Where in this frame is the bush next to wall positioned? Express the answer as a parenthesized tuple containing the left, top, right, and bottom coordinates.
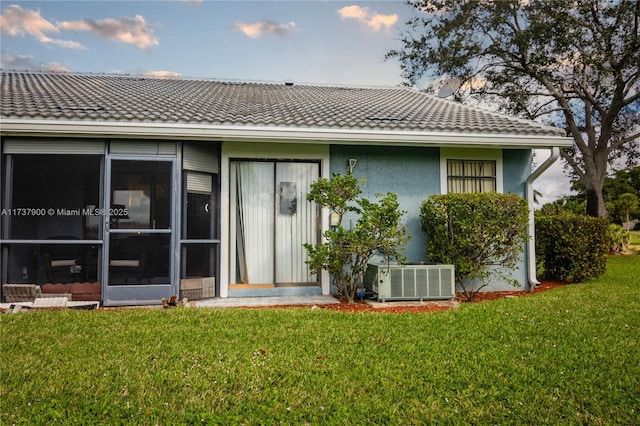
(420, 193, 529, 302)
(535, 215, 609, 283)
(304, 173, 409, 303)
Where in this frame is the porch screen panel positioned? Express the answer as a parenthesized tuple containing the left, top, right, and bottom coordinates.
(2, 154, 102, 284)
(275, 163, 318, 283)
(231, 162, 274, 284)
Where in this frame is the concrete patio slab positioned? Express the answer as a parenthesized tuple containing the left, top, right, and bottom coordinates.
(192, 295, 340, 308)
(364, 299, 460, 309)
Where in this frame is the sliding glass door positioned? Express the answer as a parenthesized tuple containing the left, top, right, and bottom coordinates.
(230, 161, 319, 285)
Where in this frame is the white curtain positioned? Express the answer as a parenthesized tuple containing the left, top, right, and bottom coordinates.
(275, 163, 318, 283)
(232, 162, 274, 284)
(231, 161, 318, 285)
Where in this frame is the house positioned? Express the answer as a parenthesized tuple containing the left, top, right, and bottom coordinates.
(0, 70, 573, 306)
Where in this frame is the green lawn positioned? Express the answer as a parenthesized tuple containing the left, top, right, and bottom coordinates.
(2, 256, 639, 425)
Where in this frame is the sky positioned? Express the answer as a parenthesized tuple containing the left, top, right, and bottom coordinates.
(0, 0, 573, 203)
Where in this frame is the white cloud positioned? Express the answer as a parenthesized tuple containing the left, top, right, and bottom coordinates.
(461, 77, 487, 91)
(0, 53, 35, 69)
(0, 5, 157, 50)
(45, 62, 70, 72)
(0, 4, 85, 49)
(234, 20, 296, 38)
(1, 53, 70, 72)
(338, 5, 368, 20)
(337, 5, 398, 32)
(58, 15, 158, 49)
(143, 70, 182, 78)
(532, 151, 573, 207)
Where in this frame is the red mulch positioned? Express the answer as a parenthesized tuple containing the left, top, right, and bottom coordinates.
(248, 281, 568, 314)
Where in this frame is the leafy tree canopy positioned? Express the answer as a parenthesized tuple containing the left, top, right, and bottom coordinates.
(540, 166, 640, 222)
(388, 0, 640, 217)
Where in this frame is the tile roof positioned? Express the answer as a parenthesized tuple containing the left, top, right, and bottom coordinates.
(1, 70, 565, 137)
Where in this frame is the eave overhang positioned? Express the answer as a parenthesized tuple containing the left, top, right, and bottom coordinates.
(0, 119, 574, 149)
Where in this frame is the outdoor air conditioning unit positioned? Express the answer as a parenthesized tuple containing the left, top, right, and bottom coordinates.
(364, 262, 455, 302)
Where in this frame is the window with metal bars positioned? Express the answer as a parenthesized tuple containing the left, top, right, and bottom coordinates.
(447, 159, 497, 193)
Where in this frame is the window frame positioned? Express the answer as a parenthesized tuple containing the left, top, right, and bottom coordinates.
(440, 148, 503, 194)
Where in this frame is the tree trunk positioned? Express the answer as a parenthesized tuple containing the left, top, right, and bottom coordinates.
(585, 187, 607, 217)
(581, 150, 609, 218)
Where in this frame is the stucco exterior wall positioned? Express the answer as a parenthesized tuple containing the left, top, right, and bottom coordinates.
(330, 145, 534, 292)
(503, 149, 532, 197)
(330, 145, 440, 263)
(501, 149, 534, 291)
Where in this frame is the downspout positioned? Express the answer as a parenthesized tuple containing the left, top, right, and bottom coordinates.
(525, 147, 560, 292)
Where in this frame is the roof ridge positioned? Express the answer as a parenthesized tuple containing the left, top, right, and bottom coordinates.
(0, 69, 408, 91)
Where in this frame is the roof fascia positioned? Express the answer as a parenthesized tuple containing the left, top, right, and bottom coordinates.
(0, 119, 574, 149)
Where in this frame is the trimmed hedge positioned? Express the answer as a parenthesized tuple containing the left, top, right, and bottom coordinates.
(535, 215, 609, 282)
(421, 192, 529, 300)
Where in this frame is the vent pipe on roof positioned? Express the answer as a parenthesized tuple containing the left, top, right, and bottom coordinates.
(525, 146, 560, 292)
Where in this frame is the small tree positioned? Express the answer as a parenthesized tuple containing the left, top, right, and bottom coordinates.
(616, 193, 639, 231)
(304, 173, 409, 303)
(420, 193, 529, 302)
(608, 224, 630, 254)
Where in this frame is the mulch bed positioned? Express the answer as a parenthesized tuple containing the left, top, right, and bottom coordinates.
(247, 281, 568, 314)
(2, 282, 568, 315)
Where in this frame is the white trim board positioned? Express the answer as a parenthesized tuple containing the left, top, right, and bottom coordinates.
(1, 119, 574, 149)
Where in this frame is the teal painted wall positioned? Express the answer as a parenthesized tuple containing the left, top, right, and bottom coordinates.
(502, 149, 533, 291)
(330, 146, 534, 292)
(330, 145, 440, 263)
(503, 149, 532, 197)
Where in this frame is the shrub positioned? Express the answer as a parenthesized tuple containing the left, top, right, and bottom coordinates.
(304, 173, 409, 303)
(420, 193, 529, 301)
(608, 224, 630, 253)
(535, 215, 609, 282)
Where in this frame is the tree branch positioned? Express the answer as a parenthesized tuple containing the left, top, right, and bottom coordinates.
(623, 90, 640, 106)
(560, 150, 585, 181)
(609, 132, 640, 152)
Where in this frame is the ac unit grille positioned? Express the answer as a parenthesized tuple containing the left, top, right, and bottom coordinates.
(365, 263, 455, 301)
(390, 269, 402, 297)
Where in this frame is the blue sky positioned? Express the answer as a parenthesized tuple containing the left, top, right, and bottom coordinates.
(0, 0, 410, 85)
(0, 0, 572, 202)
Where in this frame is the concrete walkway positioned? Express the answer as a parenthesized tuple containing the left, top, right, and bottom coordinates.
(364, 299, 459, 309)
(2, 295, 340, 311)
(192, 295, 340, 308)
(2, 295, 459, 311)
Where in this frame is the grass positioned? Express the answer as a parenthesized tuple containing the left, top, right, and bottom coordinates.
(2, 256, 639, 425)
